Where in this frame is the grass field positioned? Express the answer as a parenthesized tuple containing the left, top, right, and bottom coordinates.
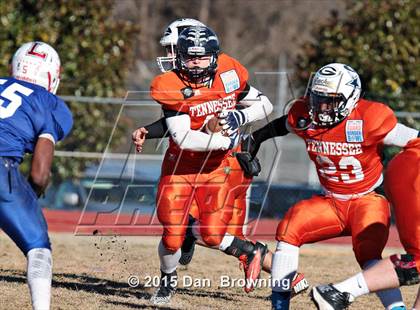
(0, 233, 417, 309)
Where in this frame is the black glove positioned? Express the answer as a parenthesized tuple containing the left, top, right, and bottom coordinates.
(241, 134, 260, 159)
(235, 152, 261, 177)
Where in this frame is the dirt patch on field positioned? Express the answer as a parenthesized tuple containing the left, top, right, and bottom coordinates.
(0, 233, 416, 309)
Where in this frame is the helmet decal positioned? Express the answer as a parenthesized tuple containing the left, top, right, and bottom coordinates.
(12, 41, 61, 94)
(176, 26, 220, 85)
(319, 66, 338, 76)
(156, 18, 205, 73)
(26, 42, 47, 60)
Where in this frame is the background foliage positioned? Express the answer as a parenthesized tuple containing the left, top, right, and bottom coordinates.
(0, 0, 138, 180)
(295, 0, 419, 163)
(296, 0, 419, 126)
(0, 0, 418, 182)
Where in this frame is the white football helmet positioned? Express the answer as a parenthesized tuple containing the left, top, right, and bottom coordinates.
(309, 63, 361, 126)
(156, 18, 205, 72)
(12, 41, 61, 94)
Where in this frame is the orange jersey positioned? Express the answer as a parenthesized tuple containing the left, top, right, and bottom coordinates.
(151, 53, 248, 172)
(287, 98, 397, 195)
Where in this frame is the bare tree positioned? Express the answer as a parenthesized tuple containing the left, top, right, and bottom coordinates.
(113, 0, 347, 89)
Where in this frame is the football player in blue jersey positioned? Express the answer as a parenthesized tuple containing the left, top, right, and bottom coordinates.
(0, 41, 73, 310)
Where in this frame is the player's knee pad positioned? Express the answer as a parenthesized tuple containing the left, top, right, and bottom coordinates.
(201, 234, 224, 247)
(275, 222, 302, 246)
(200, 223, 227, 247)
(27, 248, 52, 280)
(162, 236, 183, 253)
(227, 226, 244, 239)
(390, 254, 420, 286)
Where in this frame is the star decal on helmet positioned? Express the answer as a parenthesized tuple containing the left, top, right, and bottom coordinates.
(346, 78, 360, 88)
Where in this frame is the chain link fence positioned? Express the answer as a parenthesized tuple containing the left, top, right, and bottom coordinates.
(43, 67, 419, 218)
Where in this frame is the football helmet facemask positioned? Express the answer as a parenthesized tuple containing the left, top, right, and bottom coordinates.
(309, 63, 361, 127)
(12, 41, 61, 94)
(157, 18, 205, 72)
(176, 26, 220, 84)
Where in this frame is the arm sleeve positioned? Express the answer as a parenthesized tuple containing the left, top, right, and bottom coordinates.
(251, 115, 289, 145)
(144, 117, 169, 139)
(242, 115, 289, 158)
(383, 123, 419, 147)
(165, 114, 231, 151)
(237, 83, 250, 101)
(237, 85, 273, 123)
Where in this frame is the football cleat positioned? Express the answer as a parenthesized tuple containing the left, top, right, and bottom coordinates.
(150, 270, 177, 305)
(311, 284, 354, 310)
(239, 241, 268, 293)
(291, 272, 309, 298)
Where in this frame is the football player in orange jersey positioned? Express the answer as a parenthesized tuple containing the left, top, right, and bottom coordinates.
(146, 25, 277, 305)
(133, 116, 309, 299)
(134, 18, 257, 262)
(312, 138, 420, 310)
(241, 63, 418, 309)
(132, 18, 309, 302)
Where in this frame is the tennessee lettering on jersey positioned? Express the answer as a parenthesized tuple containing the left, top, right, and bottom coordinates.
(151, 53, 248, 130)
(288, 97, 397, 195)
(306, 139, 363, 156)
(150, 53, 249, 172)
(189, 93, 236, 118)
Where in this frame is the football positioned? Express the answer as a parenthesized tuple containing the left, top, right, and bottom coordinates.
(205, 116, 225, 134)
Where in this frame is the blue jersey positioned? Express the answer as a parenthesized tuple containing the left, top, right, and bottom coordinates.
(0, 77, 73, 159)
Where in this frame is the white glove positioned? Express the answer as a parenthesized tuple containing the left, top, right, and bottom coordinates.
(219, 109, 248, 134)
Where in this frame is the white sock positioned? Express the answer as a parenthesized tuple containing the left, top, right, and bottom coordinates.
(363, 259, 405, 310)
(158, 240, 181, 274)
(218, 233, 234, 251)
(271, 241, 299, 292)
(334, 272, 369, 298)
(27, 248, 52, 310)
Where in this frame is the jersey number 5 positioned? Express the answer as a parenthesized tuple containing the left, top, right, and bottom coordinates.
(316, 155, 365, 184)
(0, 80, 34, 119)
